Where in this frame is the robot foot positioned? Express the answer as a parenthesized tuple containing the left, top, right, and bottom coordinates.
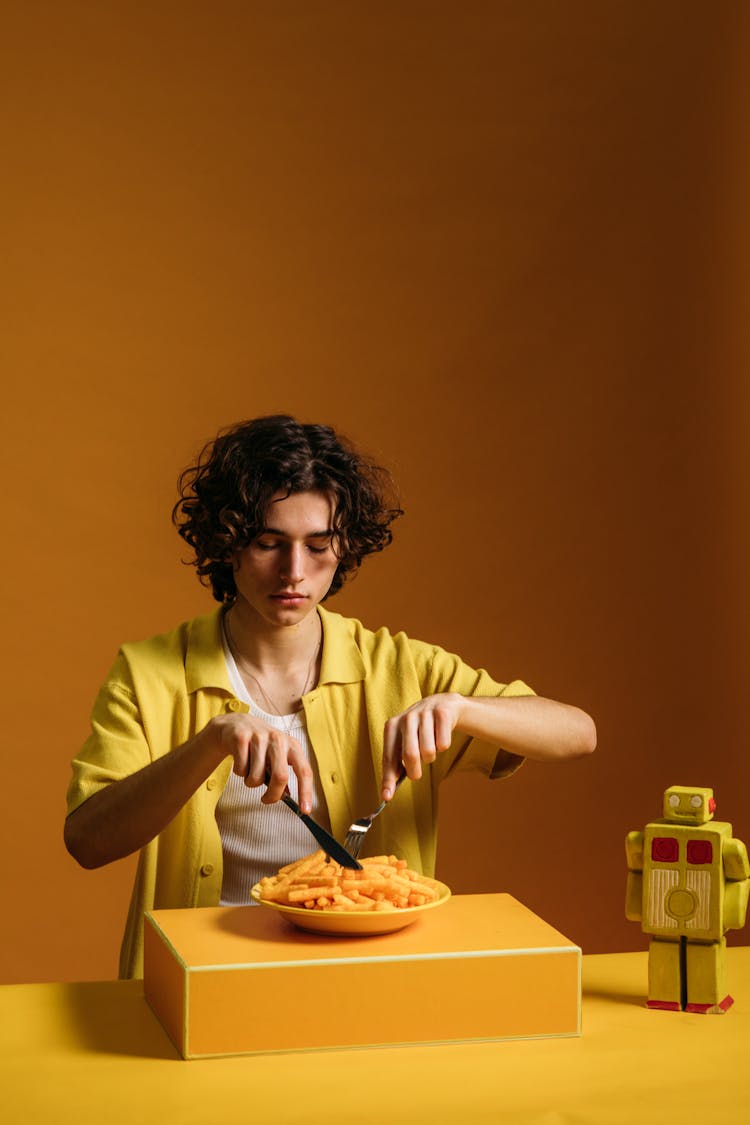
(685, 996, 734, 1015)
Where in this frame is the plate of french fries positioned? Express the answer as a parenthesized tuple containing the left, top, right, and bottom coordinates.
(251, 850, 451, 936)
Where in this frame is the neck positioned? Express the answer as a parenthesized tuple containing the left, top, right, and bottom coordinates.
(224, 601, 322, 672)
(224, 602, 322, 716)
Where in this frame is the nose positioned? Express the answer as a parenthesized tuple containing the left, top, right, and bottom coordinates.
(280, 543, 305, 585)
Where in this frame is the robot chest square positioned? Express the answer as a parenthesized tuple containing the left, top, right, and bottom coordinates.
(643, 826, 722, 933)
(649, 832, 714, 867)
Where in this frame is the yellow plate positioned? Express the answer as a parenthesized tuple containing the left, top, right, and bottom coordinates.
(250, 880, 451, 936)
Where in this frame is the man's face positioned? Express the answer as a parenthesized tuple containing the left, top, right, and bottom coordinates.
(232, 489, 340, 627)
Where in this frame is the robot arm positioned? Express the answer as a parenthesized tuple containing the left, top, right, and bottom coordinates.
(723, 838, 750, 882)
(625, 830, 644, 922)
(625, 830, 644, 872)
(723, 837, 750, 932)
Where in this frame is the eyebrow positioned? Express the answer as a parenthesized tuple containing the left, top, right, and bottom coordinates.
(260, 527, 334, 539)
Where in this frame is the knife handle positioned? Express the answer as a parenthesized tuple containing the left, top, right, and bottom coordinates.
(263, 766, 292, 797)
(265, 769, 362, 869)
(262, 768, 307, 820)
(281, 792, 301, 815)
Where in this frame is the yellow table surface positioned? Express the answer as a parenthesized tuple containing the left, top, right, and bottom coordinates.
(3, 947, 750, 1124)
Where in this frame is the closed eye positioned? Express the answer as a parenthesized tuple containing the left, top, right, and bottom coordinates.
(252, 537, 334, 553)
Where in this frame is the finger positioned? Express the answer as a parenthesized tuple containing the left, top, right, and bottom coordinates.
(258, 734, 291, 802)
(418, 710, 437, 763)
(400, 709, 423, 781)
(287, 744, 314, 814)
(243, 731, 269, 788)
(229, 728, 251, 778)
(381, 716, 402, 800)
(434, 703, 455, 752)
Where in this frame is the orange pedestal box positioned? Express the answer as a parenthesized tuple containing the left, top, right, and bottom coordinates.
(143, 893, 581, 1059)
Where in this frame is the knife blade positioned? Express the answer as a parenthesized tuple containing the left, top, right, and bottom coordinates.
(264, 770, 362, 869)
(281, 792, 363, 870)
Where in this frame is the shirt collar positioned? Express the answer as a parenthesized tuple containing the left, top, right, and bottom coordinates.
(185, 609, 234, 695)
(317, 605, 366, 685)
(184, 604, 365, 694)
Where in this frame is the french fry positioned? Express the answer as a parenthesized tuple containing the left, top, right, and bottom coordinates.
(287, 884, 341, 903)
(289, 873, 339, 887)
(256, 851, 445, 913)
(278, 851, 324, 877)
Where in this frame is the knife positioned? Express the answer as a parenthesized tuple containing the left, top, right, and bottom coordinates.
(265, 771, 362, 870)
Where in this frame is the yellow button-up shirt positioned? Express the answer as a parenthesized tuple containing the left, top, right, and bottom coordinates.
(67, 606, 533, 977)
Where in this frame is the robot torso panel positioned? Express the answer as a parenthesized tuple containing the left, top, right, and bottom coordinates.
(642, 819, 730, 941)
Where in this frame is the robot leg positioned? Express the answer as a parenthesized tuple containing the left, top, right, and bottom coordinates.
(647, 937, 681, 1010)
(684, 938, 732, 1014)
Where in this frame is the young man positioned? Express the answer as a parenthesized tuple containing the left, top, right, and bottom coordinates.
(65, 415, 596, 976)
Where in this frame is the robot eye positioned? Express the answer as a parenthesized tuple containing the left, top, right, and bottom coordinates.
(668, 794, 680, 807)
(690, 795, 702, 808)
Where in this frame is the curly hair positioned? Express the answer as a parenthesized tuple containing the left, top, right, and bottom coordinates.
(172, 415, 403, 603)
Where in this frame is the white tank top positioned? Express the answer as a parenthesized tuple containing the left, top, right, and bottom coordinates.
(216, 632, 330, 905)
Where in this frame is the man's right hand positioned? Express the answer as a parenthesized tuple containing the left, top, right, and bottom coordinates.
(200, 711, 314, 812)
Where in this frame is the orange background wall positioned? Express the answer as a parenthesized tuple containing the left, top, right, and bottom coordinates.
(2, 1, 749, 983)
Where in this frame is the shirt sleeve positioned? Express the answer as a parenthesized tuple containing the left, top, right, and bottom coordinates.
(410, 639, 535, 784)
(66, 652, 151, 816)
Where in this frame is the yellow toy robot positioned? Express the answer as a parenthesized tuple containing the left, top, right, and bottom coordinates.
(626, 785, 750, 1013)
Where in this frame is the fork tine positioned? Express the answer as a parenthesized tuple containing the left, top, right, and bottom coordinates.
(343, 823, 369, 858)
(342, 767, 409, 859)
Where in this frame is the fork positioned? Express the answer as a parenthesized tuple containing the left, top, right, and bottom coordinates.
(343, 764, 408, 859)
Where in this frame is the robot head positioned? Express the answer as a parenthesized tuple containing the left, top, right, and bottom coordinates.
(662, 785, 715, 824)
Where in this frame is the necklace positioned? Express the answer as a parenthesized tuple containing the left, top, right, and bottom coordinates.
(223, 612, 321, 731)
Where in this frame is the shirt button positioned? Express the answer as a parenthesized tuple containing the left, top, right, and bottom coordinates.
(200, 863, 214, 877)
(330, 772, 339, 783)
(206, 778, 217, 791)
(226, 699, 242, 712)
